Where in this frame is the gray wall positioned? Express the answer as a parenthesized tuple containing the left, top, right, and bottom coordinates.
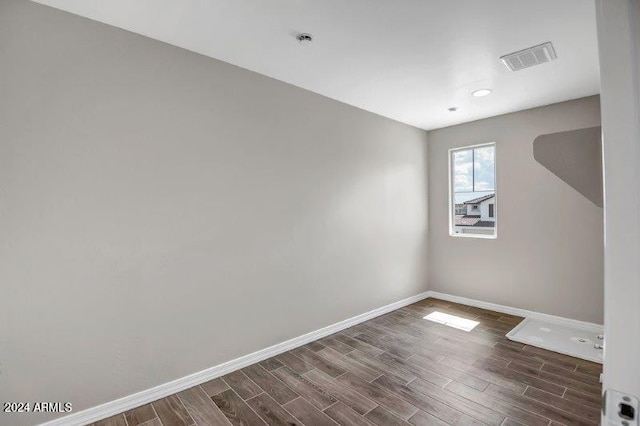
(428, 96, 603, 324)
(0, 1, 428, 424)
(533, 126, 603, 207)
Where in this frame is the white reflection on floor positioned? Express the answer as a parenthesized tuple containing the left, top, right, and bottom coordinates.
(423, 311, 480, 332)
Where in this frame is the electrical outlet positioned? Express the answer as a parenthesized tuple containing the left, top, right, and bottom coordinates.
(604, 390, 639, 426)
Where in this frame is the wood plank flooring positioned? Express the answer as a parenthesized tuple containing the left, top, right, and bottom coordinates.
(90, 298, 602, 426)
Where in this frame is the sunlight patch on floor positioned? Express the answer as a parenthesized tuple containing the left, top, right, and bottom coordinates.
(423, 311, 479, 332)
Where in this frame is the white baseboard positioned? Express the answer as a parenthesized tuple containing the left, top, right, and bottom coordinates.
(40, 291, 430, 426)
(427, 291, 603, 333)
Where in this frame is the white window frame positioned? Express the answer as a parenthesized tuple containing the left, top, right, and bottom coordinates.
(448, 142, 497, 239)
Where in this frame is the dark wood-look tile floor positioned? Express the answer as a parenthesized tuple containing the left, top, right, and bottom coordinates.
(90, 298, 602, 426)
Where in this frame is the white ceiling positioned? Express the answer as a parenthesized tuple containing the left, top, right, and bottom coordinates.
(31, 0, 600, 130)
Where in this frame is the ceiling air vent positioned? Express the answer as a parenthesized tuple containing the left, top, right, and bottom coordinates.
(500, 42, 557, 71)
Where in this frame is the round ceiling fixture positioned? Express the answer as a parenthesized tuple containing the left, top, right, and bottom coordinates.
(296, 33, 313, 45)
(472, 89, 492, 97)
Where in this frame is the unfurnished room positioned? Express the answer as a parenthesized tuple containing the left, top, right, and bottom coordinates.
(1, 0, 639, 425)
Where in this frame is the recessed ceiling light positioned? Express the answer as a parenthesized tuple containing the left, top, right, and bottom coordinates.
(448, 107, 458, 112)
(296, 33, 313, 45)
(472, 89, 492, 97)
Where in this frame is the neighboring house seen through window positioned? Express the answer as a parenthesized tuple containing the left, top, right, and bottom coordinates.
(450, 143, 496, 238)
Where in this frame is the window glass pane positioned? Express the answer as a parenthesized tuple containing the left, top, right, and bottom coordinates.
(473, 145, 495, 191)
(451, 143, 496, 238)
(453, 149, 473, 192)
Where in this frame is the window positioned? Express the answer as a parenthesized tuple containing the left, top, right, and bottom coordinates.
(450, 143, 496, 238)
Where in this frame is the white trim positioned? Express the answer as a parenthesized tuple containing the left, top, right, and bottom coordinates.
(428, 291, 603, 332)
(449, 232, 496, 240)
(39, 291, 430, 426)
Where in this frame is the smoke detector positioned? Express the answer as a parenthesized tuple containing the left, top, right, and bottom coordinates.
(500, 42, 557, 72)
(296, 33, 313, 45)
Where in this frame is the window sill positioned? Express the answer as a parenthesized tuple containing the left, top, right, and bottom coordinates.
(449, 233, 497, 240)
